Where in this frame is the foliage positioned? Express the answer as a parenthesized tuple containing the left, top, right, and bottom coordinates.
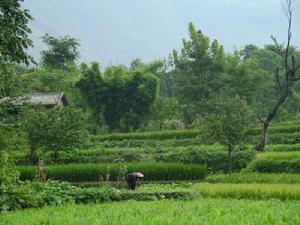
(18, 163, 207, 182)
(40, 34, 80, 68)
(0, 65, 26, 187)
(93, 130, 200, 141)
(172, 22, 225, 122)
(206, 173, 300, 184)
(77, 63, 159, 131)
(246, 151, 300, 173)
(247, 159, 300, 173)
(0, 180, 117, 213)
(199, 95, 254, 173)
(22, 107, 89, 163)
(156, 147, 255, 173)
(266, 144, 300, 152)
(255, 0, 300, 151)
(13, 143, 254, 173)
(1, 199, 300, 225)
(0, 0, 34, 65)
(194, 183, 300, 200)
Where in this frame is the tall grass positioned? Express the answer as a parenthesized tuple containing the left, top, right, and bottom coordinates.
(2, 199, 300, 225)
(247, 152, 300, 173)
(194, 183, 300, 200)
(206, 173, 300, 184)
(18, 163, 207, 182)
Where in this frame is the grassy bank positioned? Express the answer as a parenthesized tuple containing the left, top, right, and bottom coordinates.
(1, 199, 299, 225)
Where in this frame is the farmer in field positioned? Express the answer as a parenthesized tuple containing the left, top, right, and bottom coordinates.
(125, 172, 144, 190)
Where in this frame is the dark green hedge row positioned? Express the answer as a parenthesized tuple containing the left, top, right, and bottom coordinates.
(266, 144, 300, 152)
(90, 138, 204, 149)
(248, 159, 300, 173)
(93, 125, 300, 142)
(16, 147, 252, 173)
(267, 132, 300, 144)
(18, 163, 207, 182)
(206, 173, 300, 184)
(0, 181, 195, 213)
(156, 148, 255, 173)
(92, 130, 201, 141)
(248, 125, 300, 135)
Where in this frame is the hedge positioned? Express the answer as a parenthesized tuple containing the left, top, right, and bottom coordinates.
(18, 163, 207, 182)
(206, 173, 300, 184)
(194, 183, 300, 200)
(91, 124, 300, 142)
(248, 124, 300, 135)
(92, 130, 200, 141)
(247, 159, 300, 173)
(0, 181, 195, 213)
(266, 144, 300, 152)
(156, 148, 255, 173)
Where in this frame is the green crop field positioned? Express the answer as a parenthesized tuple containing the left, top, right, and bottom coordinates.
(1, 199, 299, 225)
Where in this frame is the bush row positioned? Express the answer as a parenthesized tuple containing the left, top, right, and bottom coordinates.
(92, 125, 300, 142)
(247, 159, 300, 173)
(206, 173, 300, 184)
(0, 181, 195, 213)
(194, 183, 300, 200)
(255, 151, 300, 160)
(92, 130, 201, 141)
(248, 124, 300, 135)
(266, 144, 300, 152)
(18, 163, 207, 182)
(156, 148, 255, 173)
(17, 147, 254, 173)
(89, 138, 205, 149)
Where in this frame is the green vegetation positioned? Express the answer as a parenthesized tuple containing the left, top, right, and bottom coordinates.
(194, 183, 300, 200)
(0, 181, 195, 213)
(199, 95, 254, 173)
(206, 173, 300, 184)
(1, 0, 300, 222)
(247, 152, 300, 173)
(18, 163, 207, 182)
(93, 130, 200, 141)
(1, 199, 300, 225)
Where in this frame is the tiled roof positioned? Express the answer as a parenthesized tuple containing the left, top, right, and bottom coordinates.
(23, 92, 66, 106)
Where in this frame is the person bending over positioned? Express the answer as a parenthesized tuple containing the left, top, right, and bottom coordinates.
(125, 172, 144, 190)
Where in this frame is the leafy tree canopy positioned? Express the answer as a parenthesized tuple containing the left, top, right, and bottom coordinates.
(0, 0, 34, 65)
(41, 34, 80, 68)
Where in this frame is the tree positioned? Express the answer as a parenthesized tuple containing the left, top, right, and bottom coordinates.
(41, 34, 80, 68)
(200, 95, 254, 173)
(22, 107, 88, 163)
(220, 52, 271, 105)
(256, 0, 300, 151)
(171, 22, 226, 123)
(0, 0, 34, 65)
(76, 63, 159, 131)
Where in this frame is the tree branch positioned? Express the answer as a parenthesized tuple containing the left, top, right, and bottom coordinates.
(257, 113, 266, 124)
(283, 0, 292, 75)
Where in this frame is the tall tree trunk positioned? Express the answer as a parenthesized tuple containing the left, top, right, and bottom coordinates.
(256, 122, 269, 152)
(256, 85, 289, 151)
(29, 138, 38, 164)
(227, 147, 233, 174)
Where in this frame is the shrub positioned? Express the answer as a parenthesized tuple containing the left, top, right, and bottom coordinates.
(156, 148, 255, 173)
(248, 124, 300, 135)
(18, 163, 207, 182)
(266, 144, 300, 152)
(194, 183, 300, 200)
(248, 159, 300, 173)
(206, 173, 300, 184)
(92, 130, 200, 141)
